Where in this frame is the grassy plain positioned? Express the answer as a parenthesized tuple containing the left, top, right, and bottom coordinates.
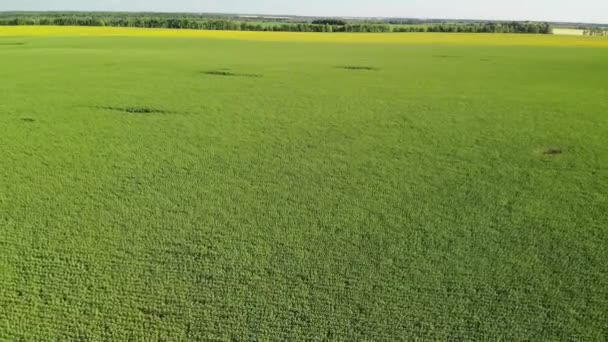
(1, 27, 607, 340)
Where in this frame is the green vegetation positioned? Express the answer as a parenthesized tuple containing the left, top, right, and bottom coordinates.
(0, 12, 553, 34)
(311, 18, 347, 26)
(1, 32, 607, 340)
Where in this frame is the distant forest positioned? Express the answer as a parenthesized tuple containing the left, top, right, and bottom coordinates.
(0, 12, 556, 34)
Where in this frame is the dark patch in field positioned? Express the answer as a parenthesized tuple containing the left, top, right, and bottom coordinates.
(98, 106, 172, 114)
(433, 55, 462, 59)
(202, 70, 262, 78)
(20, 118, 36, 122)
(543, 147, 563, 155)
(336, 66, 378, 71)
(0, 42, 25, 46)
(139, 307, 168, 319)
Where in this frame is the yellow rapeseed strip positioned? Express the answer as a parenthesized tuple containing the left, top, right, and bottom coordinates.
(2, 25, 608, 47)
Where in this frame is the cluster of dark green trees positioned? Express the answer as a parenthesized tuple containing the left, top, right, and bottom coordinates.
(311, 19, 347, 26)
(0, 13, 551, 34)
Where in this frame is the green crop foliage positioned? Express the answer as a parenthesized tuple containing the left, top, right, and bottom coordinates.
(1, 33, 607, 340)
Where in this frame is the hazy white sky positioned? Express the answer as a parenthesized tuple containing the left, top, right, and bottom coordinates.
(1, 0, 607, 24)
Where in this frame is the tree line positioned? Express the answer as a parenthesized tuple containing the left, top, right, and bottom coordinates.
(0, 16, 389, 32)
(583, 28, 608, 36)
(0, 14, 551, 34)
(396, 22, 551, 34)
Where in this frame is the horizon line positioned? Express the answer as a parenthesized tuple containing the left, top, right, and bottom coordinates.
(0, 10, 607, 25)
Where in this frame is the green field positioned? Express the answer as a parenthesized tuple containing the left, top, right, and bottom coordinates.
(1, 31, 607, 340)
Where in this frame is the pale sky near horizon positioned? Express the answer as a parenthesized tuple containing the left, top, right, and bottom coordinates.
(1, 0, 607, 24)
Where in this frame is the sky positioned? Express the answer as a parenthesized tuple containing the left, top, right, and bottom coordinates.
(1, 0, 607, 24)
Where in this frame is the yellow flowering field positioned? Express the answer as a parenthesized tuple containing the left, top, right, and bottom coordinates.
(2, 25, 608, 47)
